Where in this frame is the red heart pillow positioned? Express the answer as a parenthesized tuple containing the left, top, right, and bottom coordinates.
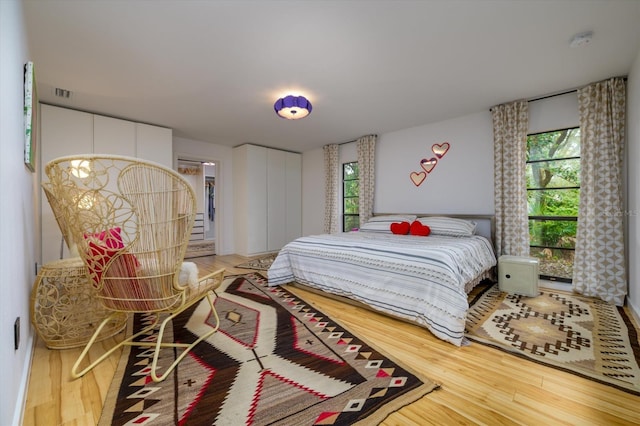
(390, 221, 411, 235)
(410, 220, 431, 236)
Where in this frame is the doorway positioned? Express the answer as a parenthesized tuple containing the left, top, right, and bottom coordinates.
(177, 158, 218, 257)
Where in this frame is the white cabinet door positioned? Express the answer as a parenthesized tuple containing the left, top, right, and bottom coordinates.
(233, 145, 268, 256)
(267, 149, 287, 251)
(246, 146, 268, 254)
(41, 105, 93, 264)
(285, 152, 302, 244)
(93, 115, 135, 156)
(136, 123, 172, 167)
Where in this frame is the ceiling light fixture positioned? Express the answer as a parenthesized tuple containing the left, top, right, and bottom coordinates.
(274, 95, 312, 120)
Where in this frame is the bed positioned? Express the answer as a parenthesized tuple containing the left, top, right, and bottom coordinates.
(267, 215, 497, 346)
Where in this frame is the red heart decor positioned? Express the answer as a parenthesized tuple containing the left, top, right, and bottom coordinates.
(390, 221, 411, 235)
(410, 220, 431, 236)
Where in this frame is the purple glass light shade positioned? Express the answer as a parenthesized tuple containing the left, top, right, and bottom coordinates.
(274, 95, 312, 119)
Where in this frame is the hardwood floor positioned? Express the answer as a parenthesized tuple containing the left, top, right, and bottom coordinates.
(22, 254, 640, 425)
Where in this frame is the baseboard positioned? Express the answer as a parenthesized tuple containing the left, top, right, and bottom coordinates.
(13, 333, 34, 426)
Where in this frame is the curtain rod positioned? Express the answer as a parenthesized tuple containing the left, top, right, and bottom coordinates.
(528, 88, 577, 103)
(495, 75, 628, 108)
(335, 134, 378, 146)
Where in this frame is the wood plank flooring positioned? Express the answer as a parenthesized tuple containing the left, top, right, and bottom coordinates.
(22, 254, 640, 425)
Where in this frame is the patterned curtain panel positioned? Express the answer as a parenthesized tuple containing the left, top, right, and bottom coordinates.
(357, 135, 376, 226)
(492, 100, 530, 257)
(323, 144, 339, 234)
(573, 78, 627, 306)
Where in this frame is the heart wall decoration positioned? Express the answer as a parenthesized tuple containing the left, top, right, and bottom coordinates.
(410, 141, 451, 187)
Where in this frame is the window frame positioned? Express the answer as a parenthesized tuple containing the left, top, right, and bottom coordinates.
(526, 127, 580, 283)
(342, 161, 359, 232)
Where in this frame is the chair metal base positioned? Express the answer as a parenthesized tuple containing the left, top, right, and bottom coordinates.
(71, 291, 220, 382)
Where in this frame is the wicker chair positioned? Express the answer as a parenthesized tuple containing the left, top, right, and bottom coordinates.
(45, 154, 224, 382)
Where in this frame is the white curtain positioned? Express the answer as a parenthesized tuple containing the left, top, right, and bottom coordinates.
(492, 100, 530, 257)
(357, 135, 376, 226)
(573, 78, 627, 306)
(323, 144, 339, 234)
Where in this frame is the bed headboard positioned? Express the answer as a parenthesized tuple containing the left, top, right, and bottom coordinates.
(374, 213, 495, 245)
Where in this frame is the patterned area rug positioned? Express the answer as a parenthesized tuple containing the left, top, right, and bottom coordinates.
(236, 252, 278, 270)
(100, 273, 438, 425)
(466, 284, 640, 395)
(184, 240, 215, 259)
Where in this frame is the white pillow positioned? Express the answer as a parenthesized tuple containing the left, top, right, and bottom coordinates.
(417, 216, 476, 237)
(359, 215, 417, 233)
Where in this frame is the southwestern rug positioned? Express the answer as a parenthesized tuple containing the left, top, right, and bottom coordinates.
(100, 272, 438, 425)
(235, 253, 279, 271)
(184, 240, 215, 259)
(466, 283, 640, 395)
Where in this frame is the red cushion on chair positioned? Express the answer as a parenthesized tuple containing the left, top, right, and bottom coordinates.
(409, 220, 431, 236)
(85, 227, 125, 285)
(390, 221, 411, 235)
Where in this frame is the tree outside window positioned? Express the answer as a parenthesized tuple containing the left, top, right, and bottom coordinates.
(343, 162, 359, 231)
(527, 127, 580, 282)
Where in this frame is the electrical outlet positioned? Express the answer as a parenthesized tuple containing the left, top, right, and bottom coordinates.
(14, 317, 20, 350)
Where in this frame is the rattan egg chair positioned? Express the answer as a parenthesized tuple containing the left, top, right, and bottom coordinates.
(45, 154, 224, 382)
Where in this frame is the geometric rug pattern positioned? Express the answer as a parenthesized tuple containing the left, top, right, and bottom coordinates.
(184, 240, 215, 259)
(235, 253, 278, 271)
(466, 283, 640, 396)
(100, 272, 438, 425)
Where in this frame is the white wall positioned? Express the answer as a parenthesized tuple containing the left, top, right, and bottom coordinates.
(300, 92, 582, 238)
(529, 92, 579, 134)
(301, 112, 494, 234)
(173, 137, 234, 255)
(0, 1, 36, 424)
(376, 111, 495, 214)
(627, 46, 640, 318)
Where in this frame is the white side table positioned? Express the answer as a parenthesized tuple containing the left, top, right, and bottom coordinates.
(498, 255, 540, 297)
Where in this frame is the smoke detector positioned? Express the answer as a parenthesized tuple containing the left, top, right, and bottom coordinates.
(569, 31, 593, 48)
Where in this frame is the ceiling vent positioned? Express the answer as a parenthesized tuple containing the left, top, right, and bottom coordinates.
(54, 87, 73, 99)
(569, 31, 593, 48)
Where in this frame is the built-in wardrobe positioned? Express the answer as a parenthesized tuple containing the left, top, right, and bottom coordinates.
(232, 144, 301, 257)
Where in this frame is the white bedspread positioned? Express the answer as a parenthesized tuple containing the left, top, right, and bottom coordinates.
(267, 232, 496, 346)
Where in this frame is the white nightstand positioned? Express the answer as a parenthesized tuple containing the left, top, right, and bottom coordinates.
(498, 255, 540, 297)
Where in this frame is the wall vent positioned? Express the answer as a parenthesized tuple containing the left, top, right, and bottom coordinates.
(54, 87, 73, 99)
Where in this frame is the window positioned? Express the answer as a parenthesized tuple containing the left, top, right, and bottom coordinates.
(526, 127, 580, 282)
(343, 162, 359, 231)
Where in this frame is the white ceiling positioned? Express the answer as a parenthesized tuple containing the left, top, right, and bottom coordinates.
(23, 0, 640, 153)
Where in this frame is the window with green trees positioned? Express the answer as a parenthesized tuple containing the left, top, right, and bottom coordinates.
(526, 127, 580, 282)
(343, 162, 359, 231)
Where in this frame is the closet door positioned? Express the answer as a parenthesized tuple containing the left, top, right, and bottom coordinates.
(233, 145, 268, 256)
(285, 152, 302, 244)
(41, 105, 94, 264)
(136, 123, 172, 167)
(267, 149, 287, 251)
(93, 115, 135, 156)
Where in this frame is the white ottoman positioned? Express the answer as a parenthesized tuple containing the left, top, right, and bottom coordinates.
(498, 255, 540, 297)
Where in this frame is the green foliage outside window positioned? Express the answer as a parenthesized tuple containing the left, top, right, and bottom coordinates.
(527, 128, 580, 281)
(343, 162, 359, 231)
